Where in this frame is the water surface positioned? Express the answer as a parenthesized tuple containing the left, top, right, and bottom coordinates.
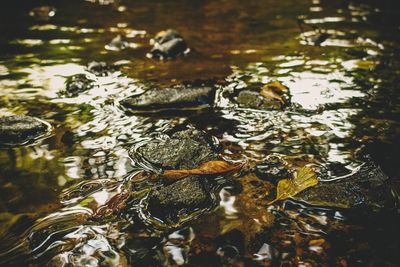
(0, 0, 399, 266)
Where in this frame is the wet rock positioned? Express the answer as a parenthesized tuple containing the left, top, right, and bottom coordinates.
(236, 90, 281, 110)
(147, 176, 212, 224)
(29, 6, 56, 21)
(295, 157, 397, 210)
(63, 74, 95, 96)
(134, 129, 219, 170)
(149, 29, 188, 59)
(0, 116, 50, 145)
(105, 35, 130, 51)
(86, 61, 118, 76)
(121, 85, 214, 110)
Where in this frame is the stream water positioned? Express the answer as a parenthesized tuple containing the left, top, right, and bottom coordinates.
(0, 0, 399, 266)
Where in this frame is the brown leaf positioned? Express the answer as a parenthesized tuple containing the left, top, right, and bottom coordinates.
(260, 81, 288, 104)
(161, 160, 243, 181)
(268, 166, 318, 204)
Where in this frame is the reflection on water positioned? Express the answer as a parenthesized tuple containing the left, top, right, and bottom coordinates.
(0, 0, 399, 266)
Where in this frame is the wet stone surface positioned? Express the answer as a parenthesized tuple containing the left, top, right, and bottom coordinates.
(133, 129, 219, 170)
(236, 90, 282, 110)
(147, 176, 212, 224)
(149, 29, 188, 59)
(121, 85, 214, 110)
(295, 156, 396, 210)
(0, 116, 50, 145)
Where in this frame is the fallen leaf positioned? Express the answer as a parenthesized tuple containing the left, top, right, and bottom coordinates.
(161, 160, 243, 181)
(268, 166, 318, 204)
(260, 81, 288, 104)
(266, 81, 288, 92)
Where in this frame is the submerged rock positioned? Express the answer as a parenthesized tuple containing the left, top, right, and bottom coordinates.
(236, 90, 282, 110)
(149, 29, 188, 59)
(63, 74, 95, 96)
(86, 61, 118, 76)
(133, 128, 219, 170)
(121, 85, 214, 110)
(147, 176, 212, 224)
(295, 157, 397, 210)
(0, 116, 50, 145)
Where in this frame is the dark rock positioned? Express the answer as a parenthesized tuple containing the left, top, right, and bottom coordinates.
(236, 90, 281, 110)
(149, 29, 188, 59)
(295, 157, 397, 210)
(86, 61, 118, 76)
(29, 6, 56, 21)
(147, 176, 212, 224)
(0, 116, 50, 145)
(121, 85, 214, 110)
(64, 74, 95, 96)
(134, 128, 219, 170)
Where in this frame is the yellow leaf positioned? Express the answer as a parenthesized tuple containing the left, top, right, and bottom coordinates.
(260, 81, 288, 105)
(161, 160, 243, 181)
(268, 166, 318, 204)
(266, 81, 288, 92)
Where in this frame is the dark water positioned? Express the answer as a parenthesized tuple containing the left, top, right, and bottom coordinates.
(0, 0, 399, 266)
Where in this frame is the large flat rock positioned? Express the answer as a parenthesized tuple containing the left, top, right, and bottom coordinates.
(133, 129, 219, 170)
(121, 85, 214, 110)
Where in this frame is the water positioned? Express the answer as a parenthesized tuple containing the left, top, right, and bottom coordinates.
(0, 0, 399, 266)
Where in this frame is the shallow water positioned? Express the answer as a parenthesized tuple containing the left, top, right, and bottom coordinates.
(0, 0, 399, 266)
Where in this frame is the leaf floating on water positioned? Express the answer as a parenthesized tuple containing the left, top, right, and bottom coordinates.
(161, 160, 243, 181)
(260, 81, 288, 104)
(268, 166, 318, 204)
